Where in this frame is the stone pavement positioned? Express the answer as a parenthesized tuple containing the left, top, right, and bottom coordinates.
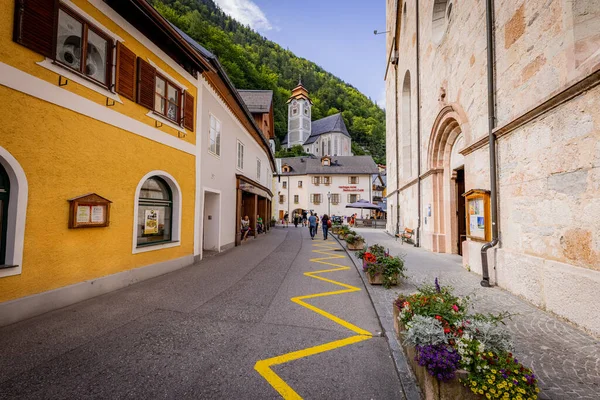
(338, 228, 600, 400)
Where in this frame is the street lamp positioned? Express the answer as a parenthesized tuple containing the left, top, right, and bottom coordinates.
(327, 192, 331, 216)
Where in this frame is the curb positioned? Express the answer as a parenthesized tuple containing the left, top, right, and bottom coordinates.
(332, 234, 422, 400)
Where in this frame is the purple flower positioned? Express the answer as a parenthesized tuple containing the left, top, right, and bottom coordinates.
(415, 344, 461, 383)
(435, 278, 441, 293)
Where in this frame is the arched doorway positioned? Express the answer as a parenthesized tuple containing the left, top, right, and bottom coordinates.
(427, 106, 469, 255)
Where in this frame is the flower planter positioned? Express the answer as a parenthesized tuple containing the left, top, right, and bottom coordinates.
(346, 240, 364, 250)
(366, 272, 399, 286)
(396, 324, 481, 400)
(338, 233, 347, 240)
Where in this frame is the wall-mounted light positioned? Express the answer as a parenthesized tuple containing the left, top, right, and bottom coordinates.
(373, 29, 390, 35)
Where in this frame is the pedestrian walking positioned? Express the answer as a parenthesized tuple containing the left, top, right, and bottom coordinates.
(241, 215, 250, 241)
(284, 212, 289, 228)
(321, 214, 330, 240)
(302, 211, 307, 227)
(294, 213, 299, 228)
(314, 214, 319, 232)
(308, 212, 317, 239)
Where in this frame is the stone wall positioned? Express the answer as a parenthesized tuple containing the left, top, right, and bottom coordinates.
(385, 0, 600, 334)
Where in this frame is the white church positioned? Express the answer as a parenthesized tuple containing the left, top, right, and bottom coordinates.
(281, 81, 352, 156)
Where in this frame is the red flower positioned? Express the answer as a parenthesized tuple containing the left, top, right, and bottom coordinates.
(435, 315, 442, 320)
(363, 252, 377, 263)
(444, 327, 450, 334)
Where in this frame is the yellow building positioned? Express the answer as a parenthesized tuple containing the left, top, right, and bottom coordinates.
(0, 0, 274, 325)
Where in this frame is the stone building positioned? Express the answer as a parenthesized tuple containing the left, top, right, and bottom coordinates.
(385, 0, 600, 334)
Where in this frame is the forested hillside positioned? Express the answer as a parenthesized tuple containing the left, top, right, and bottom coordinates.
(152, 0, 386, 164)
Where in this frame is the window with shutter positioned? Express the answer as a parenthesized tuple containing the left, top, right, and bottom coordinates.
(183, 91, 194, 131)
(116, 42, 136, 101)
(137, 58, 156, 110)
(13, 0, 57, 58)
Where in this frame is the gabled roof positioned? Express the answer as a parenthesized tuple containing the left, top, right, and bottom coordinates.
(277, 156, 378, 175)
(238, 90, 273, 113)
(304, 113, 350, 144)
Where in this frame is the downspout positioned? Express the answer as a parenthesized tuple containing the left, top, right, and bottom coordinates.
(414, 0, 422, 248)
(394, 58, 401, 235)
(480, 0, 498, 287)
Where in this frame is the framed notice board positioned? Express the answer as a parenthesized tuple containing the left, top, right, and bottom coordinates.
(68, 193, 112, 228)
(463, 189, 491, 242)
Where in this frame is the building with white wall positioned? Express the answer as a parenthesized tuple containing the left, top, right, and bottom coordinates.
(274, 156, 378, 220)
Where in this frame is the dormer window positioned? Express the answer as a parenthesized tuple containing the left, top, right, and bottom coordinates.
(321, 156, 331, 166)
(282, 165, 291, 173)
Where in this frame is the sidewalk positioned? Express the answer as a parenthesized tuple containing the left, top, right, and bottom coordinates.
(339, 228, 600, 400)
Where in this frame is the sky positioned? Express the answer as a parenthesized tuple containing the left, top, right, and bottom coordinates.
(212, 0, 387, 108)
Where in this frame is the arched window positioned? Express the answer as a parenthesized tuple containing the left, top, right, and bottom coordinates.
(0, 165, 10, 265)
(402, 71, 412, 177)
(432, 0, 453, 44)
(137, 177, 172, 247)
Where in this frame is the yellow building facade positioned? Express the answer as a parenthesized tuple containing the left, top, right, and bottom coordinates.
(0, 0, 274, 325)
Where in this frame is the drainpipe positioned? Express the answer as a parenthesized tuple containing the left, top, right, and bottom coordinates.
(414, 0, 422, 248)
(480, 0, 498, 287)
(394, 57, 401, 235)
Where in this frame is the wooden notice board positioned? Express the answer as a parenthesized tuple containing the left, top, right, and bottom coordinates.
(68, 193, 112, 228)
(463, 189, 491, 242)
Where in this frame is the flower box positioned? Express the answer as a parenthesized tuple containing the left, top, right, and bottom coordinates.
(346, 240, 364, 250)
(393, 303, 401, 336)
(338, 233, 347, 240)
(396, 323, 481, 400)
(367, 272, 399, 286)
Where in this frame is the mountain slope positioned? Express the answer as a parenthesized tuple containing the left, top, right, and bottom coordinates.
(151, 0, 386, 164)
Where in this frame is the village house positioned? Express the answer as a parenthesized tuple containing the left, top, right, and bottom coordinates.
(0, 0, 274, 326)
(385, 0, 600, 334)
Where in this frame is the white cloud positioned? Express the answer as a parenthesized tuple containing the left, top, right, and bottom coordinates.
(214, 0, 273, 32)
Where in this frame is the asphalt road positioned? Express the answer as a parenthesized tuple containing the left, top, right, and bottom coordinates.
(0, 227, 405, 399)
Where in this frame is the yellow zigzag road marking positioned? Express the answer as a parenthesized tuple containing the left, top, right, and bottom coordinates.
(254, 241, 372, 399)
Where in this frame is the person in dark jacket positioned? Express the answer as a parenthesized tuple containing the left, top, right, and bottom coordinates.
(321, 214, 330, 240)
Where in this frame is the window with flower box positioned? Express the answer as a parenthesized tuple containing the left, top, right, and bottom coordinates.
(349, 176, 359, 184)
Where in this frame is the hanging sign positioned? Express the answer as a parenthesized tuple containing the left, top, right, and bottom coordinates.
(144, 209, 159, 235)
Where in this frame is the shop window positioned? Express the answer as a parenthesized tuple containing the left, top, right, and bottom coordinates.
(209, 114, 221, 156)
(237, 141, 244, 170)
(154, 75, 181, 124)
(349, 176, 359, 184)
(311, 194, 322, 204)
(330, 193, 340, 205)
(0, 165, 9, 265)
(55, 7, 112, 87)
(137, 177, 173, 247)
(298, 181, 303, 188)
(282, 181, 287, 189)
(294, 195, 299, 204)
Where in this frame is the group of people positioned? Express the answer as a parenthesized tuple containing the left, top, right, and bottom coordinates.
(240, 214, 264, 242)
(281, 211, 331, 240)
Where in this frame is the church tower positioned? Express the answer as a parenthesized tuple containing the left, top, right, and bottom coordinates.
(286, 79, 312, 148)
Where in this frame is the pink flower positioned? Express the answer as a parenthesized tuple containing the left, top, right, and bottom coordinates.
(452, 304, 459, 312)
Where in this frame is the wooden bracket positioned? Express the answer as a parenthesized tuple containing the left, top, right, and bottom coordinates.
(155, 120, 163, 128)
(58, 76, 68, 86)
(106, 97, 116, 107)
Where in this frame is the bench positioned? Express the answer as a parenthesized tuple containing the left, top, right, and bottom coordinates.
(395, 228, 414, 244)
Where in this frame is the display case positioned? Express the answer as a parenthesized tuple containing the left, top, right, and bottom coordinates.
(463, 189, 491, 242)
(68, 193, 111, 228)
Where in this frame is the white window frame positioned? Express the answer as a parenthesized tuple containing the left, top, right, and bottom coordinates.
(282, 181, 287, 189)
(236, 140, 244, 170)
(298, 180, 303, 188)
(347, 194, 361, 203)
(208, 113, 221, 157)
(132, 170, 182, 254)
(0, 146, 28, 278)
(349, 176, 359, 184)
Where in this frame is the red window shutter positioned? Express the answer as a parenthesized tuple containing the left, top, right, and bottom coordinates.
(136, 57, 156, 110)
(116, 42, 136, 101)
(183, 91, 194, 131)
(13, 0, 57, 58)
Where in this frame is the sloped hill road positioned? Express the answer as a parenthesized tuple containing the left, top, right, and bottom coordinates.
(0, 227, 406, 399)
